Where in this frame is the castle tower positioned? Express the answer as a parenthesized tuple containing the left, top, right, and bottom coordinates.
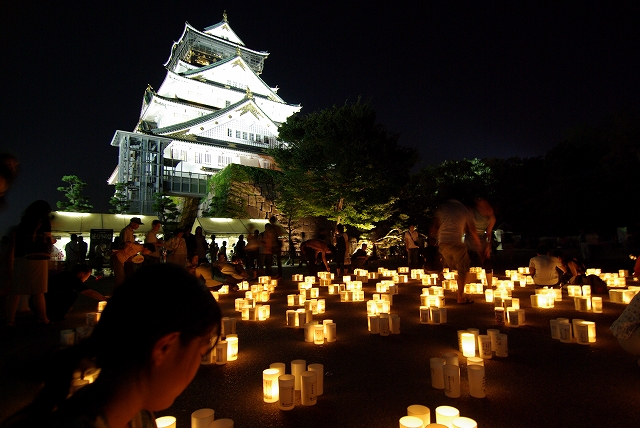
(108, 12, 301, 214)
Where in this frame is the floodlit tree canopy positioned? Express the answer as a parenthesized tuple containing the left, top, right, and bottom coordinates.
(270, 101, 418, 229)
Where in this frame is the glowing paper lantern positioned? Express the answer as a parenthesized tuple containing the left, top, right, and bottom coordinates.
(592, 297, 603, 313)
(226, 335, 238, 361)
(484, 288, 494, 303)
(270, 362, 285, 378)
(435, 406, 460, 427)
(400, 416, 424, 428)
(215, 340, 228, 365)
(314, 324, 324, 344)
(478, 335, 492, 359)
(263, 368, 280, 403)
(461, 333, 476, 358)
(452, 417, 477, 428)
(291, 359, 306, 390)
(155, 416, 176, 428)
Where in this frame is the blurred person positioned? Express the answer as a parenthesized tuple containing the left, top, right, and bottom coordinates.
(430, 199, 481, 304)
(468, 198, 496, 286)
(0, 152, 19, 211)
(234, 234, 246, 266)
(212, 253, 248, 290)
(208, 235, 219, 263)
(1, 263, 221, 427)
(77, 236, 88, 263)
(334, 224, 349, 277)
(165, 228, 188, 267)
(193, 226, 208, 262)
(29, 264, 107, 322)
(5, 200, 56, 326)
(245, 229, 260, 279)
(219, 240, 228, 262)
(611, 291, 640, 366)
(300, 239, 332, 274)
(144, 220, 164, 264)
(119, 217, 144, 280)
(267, 216, 284, 279)
(351, 243, 369, 269)
(404, 224, 420, 269)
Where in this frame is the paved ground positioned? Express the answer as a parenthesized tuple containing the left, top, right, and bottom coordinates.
(1, 263, 639, 427)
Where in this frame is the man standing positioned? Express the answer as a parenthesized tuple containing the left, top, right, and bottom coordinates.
(115, 217, 144, 285)
(65, 234, 80, 270)
(431, 200, 481, 304)
(77, 236, 88, 263)
(404, 224, 420, 269)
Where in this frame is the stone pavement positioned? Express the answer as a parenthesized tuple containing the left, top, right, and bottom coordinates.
(1, 266, 639, 427)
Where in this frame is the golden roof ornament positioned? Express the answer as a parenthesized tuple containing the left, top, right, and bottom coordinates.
(245, 87, 254, 100)
(236, 46, 242, 57)
(223, 10, 228, 23)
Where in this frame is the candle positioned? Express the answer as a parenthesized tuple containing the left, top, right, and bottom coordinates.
(191, 409, 215, 428)
(452, 417, 477, 428)
(278, 374, 295, 411)
(300, 371, 317, 406)
(155, 416, 176, 428)
(478, 335, 492, 359)
(442, 352, 458, 367)
(325, 322, 337, 342)
(215, 340, 228, 365)
(435, 406, 460, 427)
(226, 335, 238, 361)
(308, 363, 324, 395)
(97, 300, 107, 312)
(400, 416, 424, 428)
(407, 404, 431, 427)
(369, 315, 380, 334)
(461, 333, 476, 358)
(314, 324, 324, 344)
(430, 357, 445, 389)
(304, 323, 315, 343)
(487, 329, 499, 352)
(263, 368, 280, 403)
(270, 362, 286, 377)
(467, 364, 486, 398)
(210, 419, 234, 428)
(443, 364, 460, 398)
(291, 359, 306, 390)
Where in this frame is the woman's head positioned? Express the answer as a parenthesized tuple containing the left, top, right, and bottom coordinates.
(90, 264, 221, 380)
(21, 199, 51, 223)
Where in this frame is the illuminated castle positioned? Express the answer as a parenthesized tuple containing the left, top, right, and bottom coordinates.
(108, 12, 301, 214)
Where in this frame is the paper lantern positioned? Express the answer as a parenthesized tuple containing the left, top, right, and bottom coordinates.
(494, 307, 505, 326)
(435, 406, 460, 427)
(558, 320, 573, 343)
(300, 371, 317, 406)
(308, 363, 324, 395)
(452, 417, 477, 428)
(291, 359, 306, 390)
(325, 322, 337, 342)
(400, 416, 424, 428)
(461, 333, 476, 358)
(270, 362, 285, 378)
(486, 329, 499, 352)
(419, 306, 430, 324)
(278, 374, 295, 411)
(226, 335, 238, 361)
(379, 315, 390, 336)
(304, 323, 315, 343)
(369, 315, 380, 334)
(495, 333, 508, 357)
(467, 356, 484, 366)
(576, 321, 596, 344)
(60, 329, 75, 347)
(191, 409, 215, 428)
(263, 368, 280, 403)
(478, 335, 492, 359)
(442, 352, 458, 366)
(155, 416, 176, 428)
(549, 319, 560, 339)
(443, 364, 460, 398)
(592, 297, 603, 313)
(390, 314, 401, 334)
(314, 324, 324, 344)
(467, 364, 486, 398)
(484, 288, 494, 303)
(430, 358, 445, 389)
(210, 419, 234, 428)
(215, 340, 228, 365)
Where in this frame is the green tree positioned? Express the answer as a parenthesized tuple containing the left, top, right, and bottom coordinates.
(56, 175, 93, 212)
(152, 192, 180, 233)
(270, 101, 418, 229)
(109, 183, 130, 214)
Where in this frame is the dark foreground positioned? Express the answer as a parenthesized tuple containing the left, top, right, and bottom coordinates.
(1, 264, 639, 428)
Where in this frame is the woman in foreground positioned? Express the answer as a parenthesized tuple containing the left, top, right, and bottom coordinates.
(3, 263, 222, 428)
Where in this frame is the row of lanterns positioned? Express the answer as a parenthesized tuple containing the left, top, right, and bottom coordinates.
(550, 318, 596, 344)
(400, 404, 478, 428)
(262, 360, 324, 409)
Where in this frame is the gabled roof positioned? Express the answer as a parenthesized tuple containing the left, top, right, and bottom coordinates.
(203, 14, 245, 46)
(153, 97, 278, 136)
(181, 54, 284, 103)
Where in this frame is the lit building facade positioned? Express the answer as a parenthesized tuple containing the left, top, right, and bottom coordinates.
(108, 12, 301, 214)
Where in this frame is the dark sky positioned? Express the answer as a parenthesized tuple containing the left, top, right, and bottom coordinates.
(1, 1, 639, 230)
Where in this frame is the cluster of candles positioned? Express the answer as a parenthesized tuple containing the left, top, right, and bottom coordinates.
(156, 408, 233, 428)
(430, 352, 486, 399)
(201, 317, 238, 365)
(604, 270, 628, 288)
(262, 360, 324, 409)
(609, 287, 640, 304)
(530, 287, 560, 308)
(399, 405, 478, 428)
(303, 319, 337, 344)
(60, 300, 109, 347)
(566, 285, 604, 312)
(458, 328, 508, 359)
(550, 318, 596, 344)
(367, 312, 401, 335)
(419, 286, 447, 324)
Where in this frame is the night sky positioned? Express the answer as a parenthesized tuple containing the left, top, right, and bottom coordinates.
(1, 1, 638, 230)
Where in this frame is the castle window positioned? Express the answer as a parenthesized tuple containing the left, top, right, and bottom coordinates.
(204, 153, 211, 164)
(194, 153, 202, 164)
(242, 132, 248, 140)
(227, 128, 233, 137)
(256, 135, 262, 143)
(235, 130, 241, 138)
(249, 133, 254, 141)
